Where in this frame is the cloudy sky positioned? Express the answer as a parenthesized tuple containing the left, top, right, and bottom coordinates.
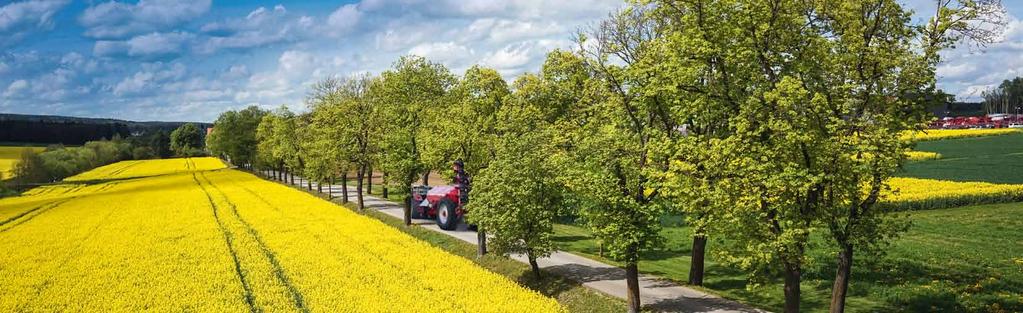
(1, 0, 1021, 122)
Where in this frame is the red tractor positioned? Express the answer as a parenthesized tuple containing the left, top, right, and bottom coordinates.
(410, 184, 465, 230)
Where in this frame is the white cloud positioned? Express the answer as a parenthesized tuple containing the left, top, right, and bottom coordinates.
(488, 19, 563, 43)
(481, 43, 536, 70)
(326, 4, 362, 36)
(0, 0, 67, 31)
(223, 65, 249, 80)
(94, 32, 195, 58)
(79, 0, 211, 39)
(0, 0, 69, 45)
(112, 63, 186, 96)
(4, 79, 29, 97)
(933, 12, 1023, 101)
(201, 5, 287, 34)
(408, 42, 474, 66)
(60, 52, 99, 73)
(239, 50, 349, 109)
(197, 5, 309, 54)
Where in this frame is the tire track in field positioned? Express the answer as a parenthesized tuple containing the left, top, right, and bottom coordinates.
(0, 197, 76, 233)
(105, 160, 142, 176)
(193, 173, 258, 313)
(229, 176, 446, 310)
(199, 172, 309, 313)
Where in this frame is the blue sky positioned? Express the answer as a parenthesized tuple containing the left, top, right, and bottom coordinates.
(1, 0, 1021, 122)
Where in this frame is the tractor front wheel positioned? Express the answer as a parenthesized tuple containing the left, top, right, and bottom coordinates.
(436, 198, 458, 230)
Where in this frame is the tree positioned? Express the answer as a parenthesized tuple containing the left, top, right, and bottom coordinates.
(306, 77, 354, 201)
(259, 107, 304, 185)
(170, 123, 203, 157)
(256, 113, 285, 181)
(339, 74, 382, 210)
(208, 106, 267, 168)
(12, 149, 48, 184)
(822, 2, 1004, 313)
(469, 74, 562, 278)
(564, 7, 679, 311)
(640, 1, 1002, 313)
(375, 55, 454, 225)
(427, 65, 510, 255)
(132, 146, 156, 160)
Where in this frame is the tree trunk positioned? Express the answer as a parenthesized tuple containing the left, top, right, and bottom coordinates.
(367, 165, 373, 195)
(829, 244, 854, 313)
(403, 193, 412, 226)
(783, 261, 802, 313)
(327, 177, 334, 200)
(527, 249, 541, 279)
(689, 235, 707, 286)
(341, 173, 349, 203)
(356, 166, 365, 210)
(307, 178, 312, 190)
(625, 262, 641, 313)
(382, 172, 389, 198)
(422, 170, 430, 185)
(477, 229, 487, 257)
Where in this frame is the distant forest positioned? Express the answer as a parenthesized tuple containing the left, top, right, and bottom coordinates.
(0, 114, 210, 145)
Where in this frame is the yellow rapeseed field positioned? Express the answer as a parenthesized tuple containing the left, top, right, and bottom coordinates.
(0, 157, 564, 312)
(901, 128, 1022, 142)
(882, 177, 1023, 211)
(904, 151, 941, 161)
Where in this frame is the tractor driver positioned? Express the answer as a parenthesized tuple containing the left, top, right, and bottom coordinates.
(453, 159, 470, 204)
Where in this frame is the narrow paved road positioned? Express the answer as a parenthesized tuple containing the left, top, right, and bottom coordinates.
(268, 171, 764, 313)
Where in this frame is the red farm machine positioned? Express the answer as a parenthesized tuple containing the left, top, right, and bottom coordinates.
(410, 184, 466, 230)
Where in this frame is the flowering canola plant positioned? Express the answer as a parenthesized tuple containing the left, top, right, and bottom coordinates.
(900, 128, 1021, 142)
(881, 177, 1023, 211)
(904, 151, 941, 161)
(0, 157, 565, 312)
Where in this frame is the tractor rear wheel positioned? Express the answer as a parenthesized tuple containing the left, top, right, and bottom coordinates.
(436, 198, 458, 230)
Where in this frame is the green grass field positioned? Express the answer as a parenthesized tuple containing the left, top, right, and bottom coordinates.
(554, 202, 1023, 312)
(0, 146, 45, 178)
(902, 133, 1023, 184)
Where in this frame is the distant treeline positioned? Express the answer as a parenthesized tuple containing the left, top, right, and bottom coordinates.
(946, 102, 985, 117)
(0, 113, 210, 145)
(12, 138, 137, 184)
(4, 122, 207, 193)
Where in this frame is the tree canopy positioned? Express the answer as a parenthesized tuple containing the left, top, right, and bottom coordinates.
(169, 123, 204, 157)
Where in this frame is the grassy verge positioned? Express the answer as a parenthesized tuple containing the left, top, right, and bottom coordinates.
(555, 203, 1023, 312)
(258, 171, 628, 313)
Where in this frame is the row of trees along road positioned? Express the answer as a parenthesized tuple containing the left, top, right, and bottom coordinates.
(206, 1, 1003, 312)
